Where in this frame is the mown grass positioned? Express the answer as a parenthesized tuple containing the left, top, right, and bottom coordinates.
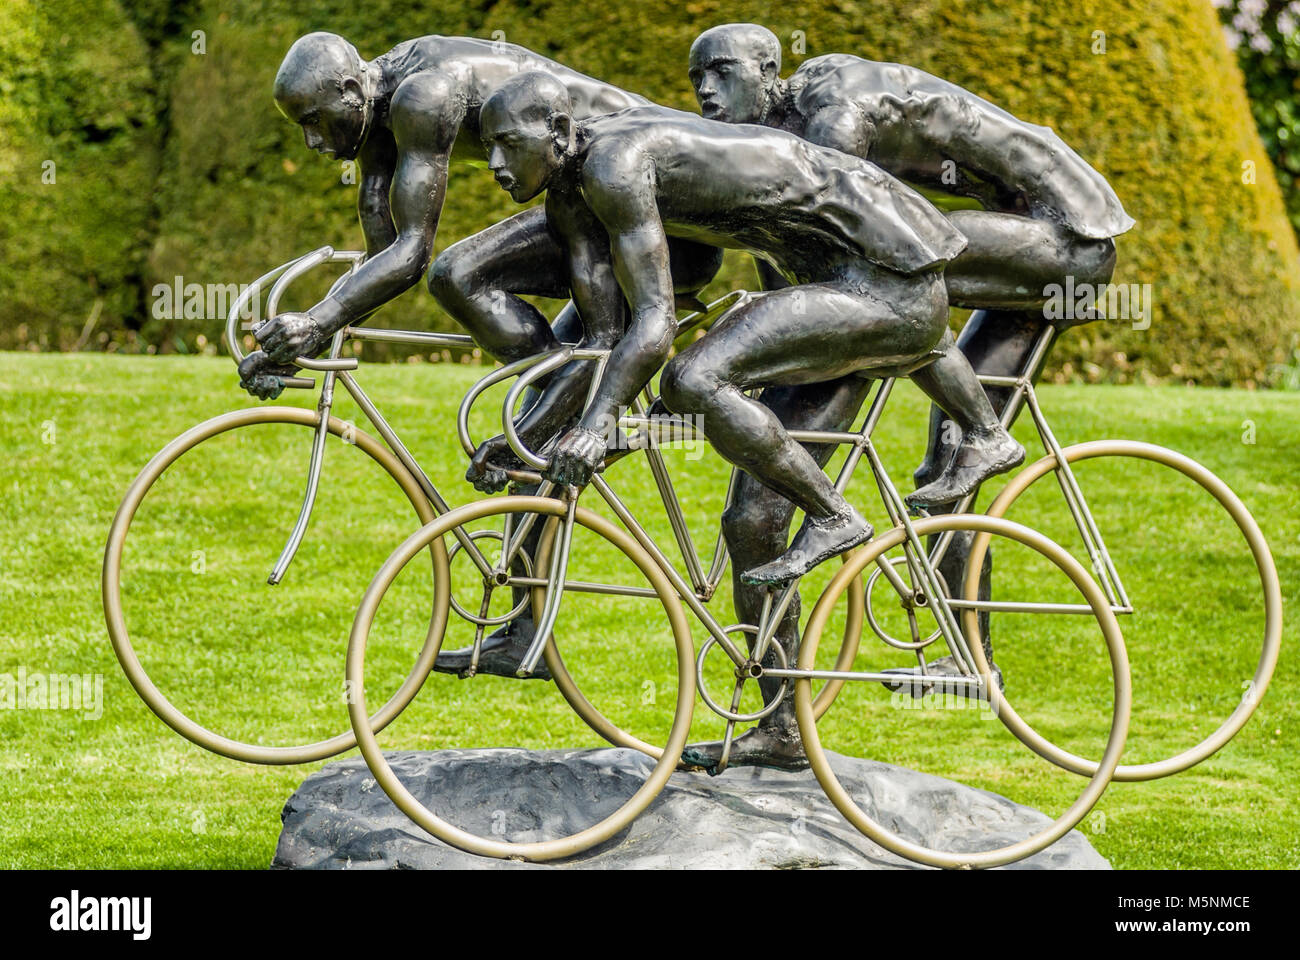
(0, 351, 1296, 868)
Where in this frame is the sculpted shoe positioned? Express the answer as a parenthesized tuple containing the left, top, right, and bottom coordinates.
(741, 506, 873, 587)
(678, 724, 809, 773)
(431, 619, 553, 681)
(905, 426, 1025, 509)
(879, 654, 1003, 700)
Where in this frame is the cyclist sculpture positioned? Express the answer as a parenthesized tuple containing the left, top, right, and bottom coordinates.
(686, 23, 1135, 742)
(245, 32, 722, 677)
(468, 71, 1027, 768)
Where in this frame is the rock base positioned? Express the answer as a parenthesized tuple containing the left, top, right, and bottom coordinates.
(271, 748, 1109, 870)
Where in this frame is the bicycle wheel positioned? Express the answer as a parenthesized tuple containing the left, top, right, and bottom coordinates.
(544, 536, 866, 757)
(975, 439, 1282, 781)
(103, 406, 450, 764)
(346, 495, 696, 861)
(796, 514, 1130, 869)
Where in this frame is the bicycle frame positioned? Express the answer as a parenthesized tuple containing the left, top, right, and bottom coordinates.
(224, 246, 1130, 708)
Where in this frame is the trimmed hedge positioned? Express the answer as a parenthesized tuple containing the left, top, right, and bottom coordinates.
(4, 0, 1300, 385)
(0, 0, 160, 352)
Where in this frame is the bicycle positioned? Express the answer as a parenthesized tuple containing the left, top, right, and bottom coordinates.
(103, 246, 1280, 869)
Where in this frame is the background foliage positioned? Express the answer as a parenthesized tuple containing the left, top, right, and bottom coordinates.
(1216, 1, 1300, 240)
(3, 0, 1300, 385)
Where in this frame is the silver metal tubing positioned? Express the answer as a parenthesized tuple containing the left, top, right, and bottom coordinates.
(861, 439, 977, 675)
(1023, 386, 1129, 608)
(752, 582, 798, 665)
(704, 468, 740, 593)
(763, 666, 985, 687)
(592, 474, 748, 664)
(346, 327, 477, 348)
(509, 575, 661, 599)
(225, 258, 305, 364)
(644, 443, 709, 595)
(833, 440, 868, 496)
(295, 356, 358, 372)
(265, 246, 335, 326)
(455, 348, 568, 459)
(922, 373, 1031, 573)
(338, 370, 493, 578)
(519, 492, 578, 676)
(945, 599, 1100, 615)
(787, 429, 867, 444)
(975, 374, 1023, 388)
(501, 350, 575, 469)
(267, 328, 346, 585)
(620, 414, 704, 449)
(860, 378, 896, 437)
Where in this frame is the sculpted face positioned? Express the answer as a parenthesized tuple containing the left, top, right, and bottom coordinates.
(273, 34, 369, 160)
(275, 81, 368, 161)
(480, 95, 566, 203)
(689, 32, 774, 124)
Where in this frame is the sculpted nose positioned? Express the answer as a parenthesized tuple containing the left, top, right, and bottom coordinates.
(487, 146, 505, 171)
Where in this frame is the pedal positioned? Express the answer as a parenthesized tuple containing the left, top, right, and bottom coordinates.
(879, 668, 988, 701)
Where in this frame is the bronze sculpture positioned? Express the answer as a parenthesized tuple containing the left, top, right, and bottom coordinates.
(686, 23, 1134, 755)
(246, 32, 722, 678)
(471, 71, 1028, 767)
(99, 23, 1283, 871)
(245, 26, 1131, 768)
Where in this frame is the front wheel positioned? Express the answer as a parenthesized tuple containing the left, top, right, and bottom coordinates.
(796, 514, 1131, 869)
(346, 495, 697, 862)
(102, 406, 450, 764)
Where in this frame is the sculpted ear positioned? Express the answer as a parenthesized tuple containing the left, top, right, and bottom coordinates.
(339, 74, 364, 108)
(760, 57, 779, 88)
(550, 111, 573, 151)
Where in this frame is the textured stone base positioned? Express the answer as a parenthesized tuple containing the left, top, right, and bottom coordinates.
(272, 748, 1109, 870)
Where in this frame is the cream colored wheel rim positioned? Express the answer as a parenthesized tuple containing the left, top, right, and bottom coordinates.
(796, 514, 1131, 869)
(975, 440, 1282, 781)
(346, 495, 696, 862)
(102, 406, 449, 765)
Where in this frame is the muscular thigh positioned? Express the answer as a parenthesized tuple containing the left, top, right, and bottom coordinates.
(944, 210, 1116, 310)
(727, 376, 874, 531)
(680, 270, 947, 389)
(432, 206, 570, 299)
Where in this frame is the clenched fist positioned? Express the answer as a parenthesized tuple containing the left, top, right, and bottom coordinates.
(466, 435, 524, 494)
(255, 311, 325, 364)
(238, 350, 299, 400)
(545, 426, 607, 487)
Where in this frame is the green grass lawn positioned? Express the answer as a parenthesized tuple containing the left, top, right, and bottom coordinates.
(1, 351, 1296, 869)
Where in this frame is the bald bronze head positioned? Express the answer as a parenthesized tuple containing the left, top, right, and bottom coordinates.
(689, 23, 782, 124)
(480, 71, 575, 202)
(273, 32, 374, 160)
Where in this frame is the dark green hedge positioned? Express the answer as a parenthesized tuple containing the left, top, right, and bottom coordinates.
(4, 0, 1299, 385)
(0, 0, 161, 352)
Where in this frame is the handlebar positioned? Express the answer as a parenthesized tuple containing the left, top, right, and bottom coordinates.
(224, 246, 365, 389)
(456, 289, 755, 474)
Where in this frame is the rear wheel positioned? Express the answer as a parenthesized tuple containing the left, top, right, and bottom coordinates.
(976, 440, 1282, 781)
